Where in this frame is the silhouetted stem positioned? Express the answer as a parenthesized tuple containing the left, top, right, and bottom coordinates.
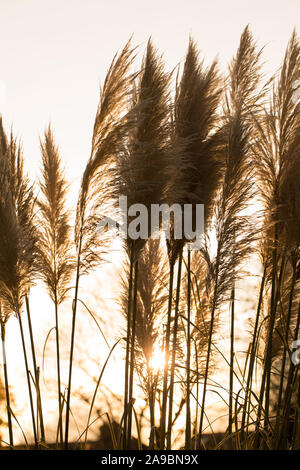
(53, 291, 63, 447)
(64, 233, 82, 449)
(198, 256, 220, 447)
(263, 251, 282, 429)
(17, 309, 38, 447)
(240, 267, 266, 446)
(255, 248, 285, 445)
(148, 368, 156, 449)
(159, 261, 174, 449)
(228, 286, 235, 437)
(274, 264, 297, 439)
(25, 294, 45, 443)
(193, 338, 199, 450)
(185, 249, 191, 450)
(276, 302, 300, 449)
(1, 320, 13, 447)
(123, 248, 134, 448)
(127, 259, 139, 448)
(167, 250, 183, 449)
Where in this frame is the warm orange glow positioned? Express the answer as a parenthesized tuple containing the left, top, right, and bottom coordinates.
(149, 346, 165, 372)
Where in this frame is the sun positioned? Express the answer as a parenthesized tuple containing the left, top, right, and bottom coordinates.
(149, 346, 165, 372)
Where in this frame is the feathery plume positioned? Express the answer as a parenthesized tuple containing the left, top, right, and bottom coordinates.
(253, 30, 300, 442)
(37, 125, 74, 444)
(120, 238, 168, 394)
(167, 38, 222, 264)
(112, 39, 171, 448)
(65, 39, 136, 448)
(0, 122, 39, 444)
(37, 125, 74, 304)
(0, 132, 38, 316)
(111, 39, 171, 257)
(198, 25, 264, 442)
(76, 39, 136, 273)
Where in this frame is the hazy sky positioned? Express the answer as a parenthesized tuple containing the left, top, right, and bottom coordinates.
(0, 0, 299, 196)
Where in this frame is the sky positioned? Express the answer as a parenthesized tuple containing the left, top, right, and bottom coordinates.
(0, 0, 299, 194)
(0, 0, 300, 444)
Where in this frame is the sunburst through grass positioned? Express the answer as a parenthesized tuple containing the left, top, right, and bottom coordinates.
(148, 346, 166, 372)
